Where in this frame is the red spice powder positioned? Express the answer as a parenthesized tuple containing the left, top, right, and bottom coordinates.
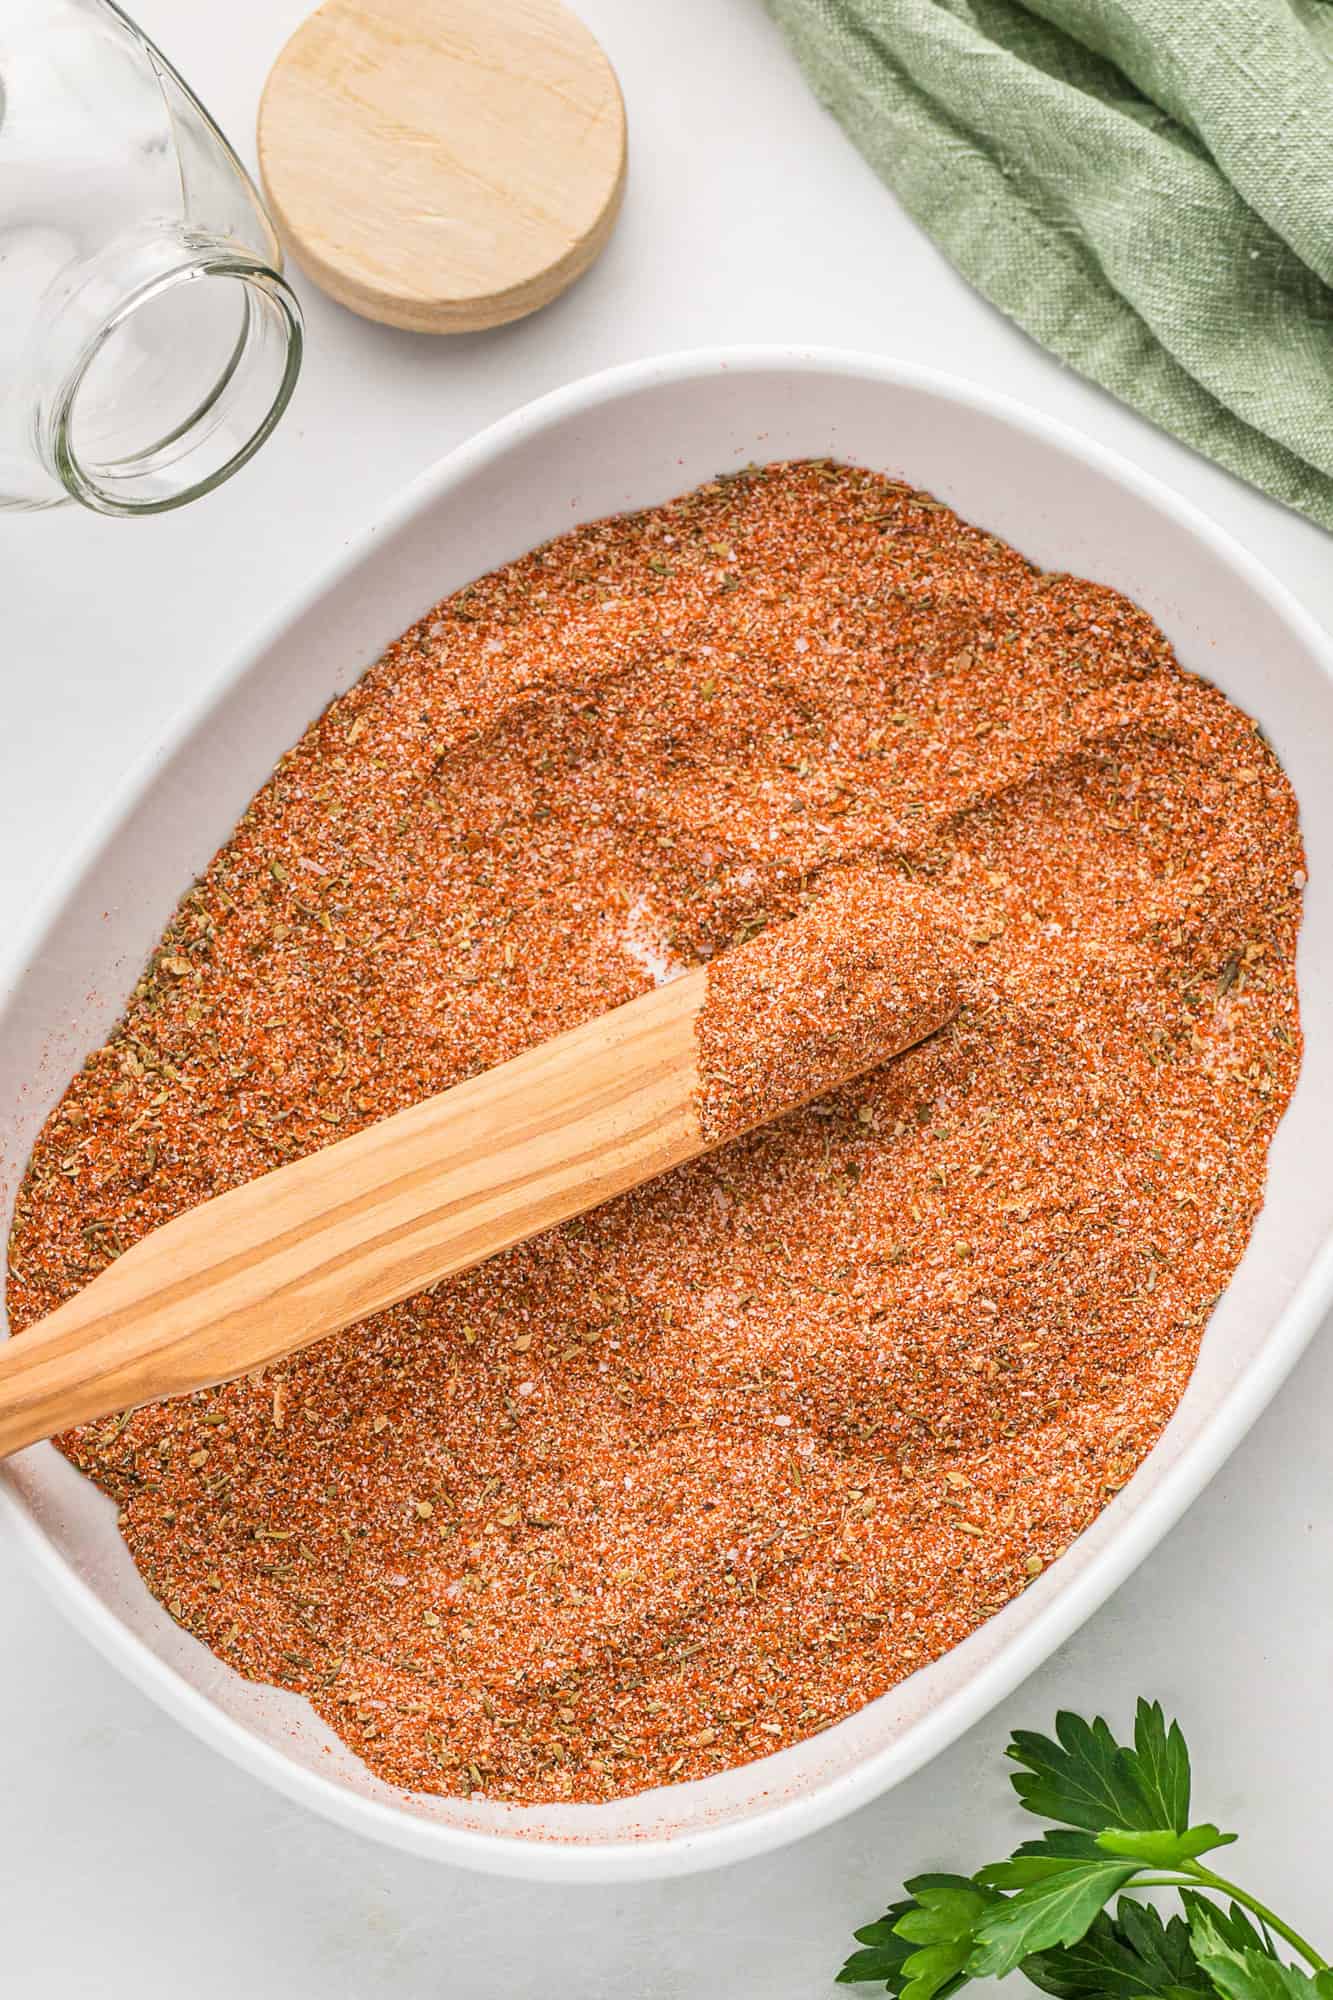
(5, 461, 1304, 1807)
(696, 879, 966, 1143)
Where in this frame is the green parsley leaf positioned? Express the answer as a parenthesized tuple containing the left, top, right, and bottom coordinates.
(839, 1912, 918, 1990)
(900, 1939, 977, 2000)
(1127, 1699, 1193, 1831)
(979, 1831, 1106, 1888)
(1178, 1895, 1278, 1960)
(1007, 1701, 1191, 1835)
(840, 1944, 921, 1991)
(839, 1702, 1328, 2000)
(839, 1876, 984, 1992)
(1096, 1825, 1237, 1866)
(968, 1863, 1141, 1977)
(1190, 1911, 1333, 2000)
(1025, 1898, 1213, 2000)
(896, 1876, 1006, 2000)
(897, 1879, 1001, 1944)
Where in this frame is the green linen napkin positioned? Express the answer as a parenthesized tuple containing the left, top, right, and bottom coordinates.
(768, 0, 1333, 528)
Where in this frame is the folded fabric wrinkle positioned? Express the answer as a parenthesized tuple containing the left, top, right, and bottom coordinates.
(770, 0, 1333, 528)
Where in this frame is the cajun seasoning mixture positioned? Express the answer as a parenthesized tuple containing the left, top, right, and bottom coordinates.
(695, 878, 966, 1145)
(5, 462, 1304, 1806)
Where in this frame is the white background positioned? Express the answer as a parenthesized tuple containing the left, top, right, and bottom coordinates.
(3, 3, 1332, 1994)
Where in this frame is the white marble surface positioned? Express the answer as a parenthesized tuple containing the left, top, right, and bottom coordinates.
(3, 3, 1332, 1993)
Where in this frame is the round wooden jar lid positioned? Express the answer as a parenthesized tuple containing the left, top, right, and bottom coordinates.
(257, 0, 627, 333)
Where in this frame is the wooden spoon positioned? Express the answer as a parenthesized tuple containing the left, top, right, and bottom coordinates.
(0, 900, 959, 1458)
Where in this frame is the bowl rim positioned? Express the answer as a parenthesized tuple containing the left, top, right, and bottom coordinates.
(4, 343, 1333, 1882)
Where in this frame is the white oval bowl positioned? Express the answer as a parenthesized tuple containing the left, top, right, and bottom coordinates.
(3, 349, 1332, 1882)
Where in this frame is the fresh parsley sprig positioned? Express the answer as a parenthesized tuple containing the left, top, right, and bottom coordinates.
(840, 1701, 1329, 2000)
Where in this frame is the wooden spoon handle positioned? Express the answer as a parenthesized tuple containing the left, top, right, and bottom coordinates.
(0, 973, 703, 1458)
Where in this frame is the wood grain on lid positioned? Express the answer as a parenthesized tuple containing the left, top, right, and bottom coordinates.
(257, 0, 627, 332)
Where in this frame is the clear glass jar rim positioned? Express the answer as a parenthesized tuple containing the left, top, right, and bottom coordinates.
(45, 249, 303, 517)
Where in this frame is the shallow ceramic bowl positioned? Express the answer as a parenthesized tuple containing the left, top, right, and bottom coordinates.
(3, 350, 1332, 1881)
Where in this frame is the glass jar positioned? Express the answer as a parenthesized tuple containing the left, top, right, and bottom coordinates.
(0, 0, 303, 514)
